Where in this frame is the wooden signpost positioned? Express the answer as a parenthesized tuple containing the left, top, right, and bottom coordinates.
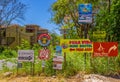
(17, 50, 34, 76)
(37, 33, 51, 73)
(78, 3, 92, 70)
(53, 55, 64, 70)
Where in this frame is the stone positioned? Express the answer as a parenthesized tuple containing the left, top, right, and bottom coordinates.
(3, 72, 13, 77)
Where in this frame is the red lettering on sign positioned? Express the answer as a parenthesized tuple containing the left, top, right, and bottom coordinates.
(70, 48, 75, 51)
(76, 48, 84, 51)
(85, 48, 92, 51)
(82, 41, 92, 44)
(69, 41, 80, 44)
(38, 49, 50, 60)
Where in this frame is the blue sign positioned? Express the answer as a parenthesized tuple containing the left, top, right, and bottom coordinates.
(78, 4, 92, 24)
(79, 4, 92, 14)
(56, 46, 62, 54)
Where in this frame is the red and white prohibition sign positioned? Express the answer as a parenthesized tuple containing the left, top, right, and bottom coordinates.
(38, 48, 50, 60)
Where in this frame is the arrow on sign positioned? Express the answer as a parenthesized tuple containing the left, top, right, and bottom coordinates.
(108, 45, 117, 54)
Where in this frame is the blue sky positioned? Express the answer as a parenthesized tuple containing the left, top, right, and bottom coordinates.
(19, 0, 59, 34)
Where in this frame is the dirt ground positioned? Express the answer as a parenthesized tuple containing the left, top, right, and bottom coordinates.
(0, 74, 120, 82)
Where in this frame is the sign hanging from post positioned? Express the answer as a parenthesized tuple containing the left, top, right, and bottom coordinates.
(93, 42, 118, 57)
(60, 39, 93, 53)
(78, 3, 92, 24)
(18, 50, 34, 62)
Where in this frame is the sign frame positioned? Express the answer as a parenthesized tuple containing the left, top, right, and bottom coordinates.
(60, 39, 93, 53)
(93, 42, 118, 57)
(18, 50, 34, 62)
(78, 3, 92, 24)
(38, 33, 51, 46)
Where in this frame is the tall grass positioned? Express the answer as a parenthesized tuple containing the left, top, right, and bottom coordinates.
(0, 40, 120, 77)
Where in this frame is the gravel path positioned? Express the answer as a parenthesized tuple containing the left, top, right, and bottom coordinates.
(0, 74, 120, 82)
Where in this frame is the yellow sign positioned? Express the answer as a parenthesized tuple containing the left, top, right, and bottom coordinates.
(60, 39, 93, 53)
(93, 31, 106, 38)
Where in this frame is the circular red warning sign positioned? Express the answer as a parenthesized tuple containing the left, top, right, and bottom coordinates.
(38, 48, 50, 60)
(38, 33, 51, 46)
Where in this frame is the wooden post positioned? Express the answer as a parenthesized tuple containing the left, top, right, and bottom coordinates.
(84, 24, 87, 70)
(32, 62, 34, 76)
(64, 30, 66, 66)
(42, 60, 45, 72)
(17, 62, 18, 75)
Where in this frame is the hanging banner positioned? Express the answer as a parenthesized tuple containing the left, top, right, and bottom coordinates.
(38, 48, 50, 60)
(38, 33, 51, 46)
(60, 39, 93, 53)
(93, 42, 118, 57)
(78, 3, 92, 24)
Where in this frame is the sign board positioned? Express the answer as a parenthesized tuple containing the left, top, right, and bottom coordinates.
(42, 60, 45, 67)
(93, 31, 106, 38)
(78, 3, 92, 24)
(60, 39, 93, 53)
(18, 50, 34, 62)
(53, 55, 64, 62)
(38, 48, 50, 60)
(53, 63, 62, 70)
(38, 33, 51, 46)
(93, 42, 118, 57)
(56, 46, 62, 55)
(53, 55, 63, 70)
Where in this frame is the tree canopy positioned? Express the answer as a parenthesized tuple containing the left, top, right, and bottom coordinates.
(51, 0, 120, 41)
(0, 0, 27, 26)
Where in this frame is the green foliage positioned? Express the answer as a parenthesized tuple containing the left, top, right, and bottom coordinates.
(50, 32, 60, 46)
(94, 0, 120, 41)
(0, 47, 120, 77)
(0, 47, 17, 59)
(16, 39, 31, 50)
(2, 49, 17, 58)
(0, 46, 5, 53)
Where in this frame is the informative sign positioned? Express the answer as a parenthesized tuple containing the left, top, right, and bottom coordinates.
(18, 50, 34, 62)
(56, 46, 62, 55)
(93, 31, 106, 38)
(38, 33, 51, 46)
(42, 60, 46, 68)
(93, 42, 118, 57)
(53, 63, 62, 70)
(60, 39, 93, 53)
(38, 48, 50, 60)
(78, 3, 92, 23)
(53, 55, 64, 62)
(53, 55, 63, 70)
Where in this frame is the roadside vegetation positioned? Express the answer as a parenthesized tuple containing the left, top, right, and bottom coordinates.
(0, 39, 120, 78)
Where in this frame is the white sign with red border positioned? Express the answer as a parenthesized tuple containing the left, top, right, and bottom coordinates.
(38, 48, 50, 60)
